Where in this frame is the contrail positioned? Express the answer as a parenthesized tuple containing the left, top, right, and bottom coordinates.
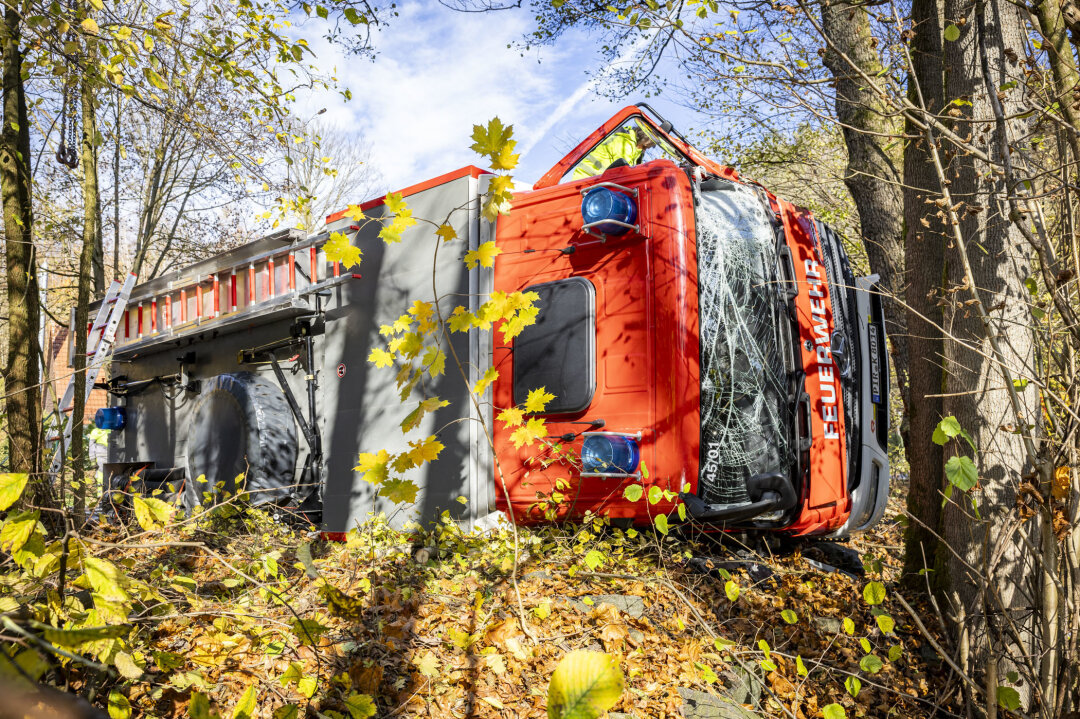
(517, 31, 655, 171)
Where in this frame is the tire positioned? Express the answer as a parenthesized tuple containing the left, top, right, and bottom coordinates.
(184, 372, 298, 508)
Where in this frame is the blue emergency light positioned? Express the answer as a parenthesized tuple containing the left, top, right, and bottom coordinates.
(581, 434, 640, 475)
(94, 407, 126, 431)
(581, 186, 637, 235)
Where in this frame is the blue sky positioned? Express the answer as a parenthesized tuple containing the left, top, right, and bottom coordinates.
(299, 2, 702, 194)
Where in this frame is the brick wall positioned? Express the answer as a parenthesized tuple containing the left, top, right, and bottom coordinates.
(43, 322, 109, 423)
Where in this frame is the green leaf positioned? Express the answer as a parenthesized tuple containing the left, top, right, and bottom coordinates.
(273, 706, 298, 719)
(144, 67, 169, 90)
(584, 550, 603, 571)
(781, 609, 798, 624)
(724, 580, 739, 602)
(842, 617, 855, 635)
(344, 693, 376, 719)
(83, 556, 130, 602)
(945, 455, 978, 492)
(547, 650, 624, 719)
(823, 704, 847, 719)
(859, 654, 884, 674)
(933, 416, 962, 444)
(654, 513, 669, 535)
(997, 686, 1021, 711)
(859, 637, 872, 653)
(108, 691, 130, 719)
(944, 23, 960, 41)
(113, 651, 143, 680)
(845, 675, 861, 697)
(0, 473, 29, 510)
(796, 655, 808, 676)
(888, 644, 903, 662)
(623, 484, 643, 502)
(863, 581, 886, 605)
(876, 614, 895, 634)
(132, 495, 173, 531)
(647, 486, 663, 505)
(0, 510, 39, 554)
(231, 685, 258, 719)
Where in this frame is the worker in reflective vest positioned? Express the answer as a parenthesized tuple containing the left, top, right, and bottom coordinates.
(572, 127, 656, 179)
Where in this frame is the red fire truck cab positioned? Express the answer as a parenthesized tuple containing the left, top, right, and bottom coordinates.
(491, 105, 890, 537)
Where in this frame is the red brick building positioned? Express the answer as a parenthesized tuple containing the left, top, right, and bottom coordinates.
(43, 321, 108, 423)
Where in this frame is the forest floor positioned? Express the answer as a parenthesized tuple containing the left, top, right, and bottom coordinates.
(47, 479, 959, 719)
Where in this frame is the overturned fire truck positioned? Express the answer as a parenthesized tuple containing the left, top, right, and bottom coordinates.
(84, 105, 890, 538)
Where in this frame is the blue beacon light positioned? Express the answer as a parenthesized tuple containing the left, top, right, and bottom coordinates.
(94, 407, 126, 431)
(581, 187, 637, 236)
(581, 434, 641, 475)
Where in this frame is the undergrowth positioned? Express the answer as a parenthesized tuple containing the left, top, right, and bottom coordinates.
(0, 471, 956, 719)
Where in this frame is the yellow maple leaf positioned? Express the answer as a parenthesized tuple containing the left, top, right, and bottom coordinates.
(423, 346, 446, 377)
(379, 221, 405, 244)
(397, 333, 424, 358)
(392, 453, 414, 474)
(354, 450, 390, 485)
(524, 387, 555, 414)
(384, 192, 408, 214)
(473, 367, 499, 395)
(368, 348, 394, 368)
(464, 241, 502, 270)
(436, 224, 457, 243)
(498, 407, 525, 428)
(482, 189, 513, 222)
(379, 478, 419, 505)
(448, 306, 475, 333)
(470, 117, 513, 159)
(408, 436, 445, 467)
(400, 398, 449, 433)
(1053, 466, 1070, 500)
(409, 301, 434, 323)
(324, 231, 363, 269)
(490, 142, 520, 171)
(415, 651, 440, 678)
(510, 417, 548, 448)
(343, 204, 365, 222)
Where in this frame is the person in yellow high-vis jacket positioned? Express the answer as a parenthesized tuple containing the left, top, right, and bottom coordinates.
(572, 127, 656, 180)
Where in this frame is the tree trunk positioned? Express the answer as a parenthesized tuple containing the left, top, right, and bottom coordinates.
(1, 7, 42, 488)
(70, 59, 99, 523)
(901, 0, 948, 582)
(820, 0, 910, 428)
(1033, 0, 1080, 168)
(939, 0, 1040, 693)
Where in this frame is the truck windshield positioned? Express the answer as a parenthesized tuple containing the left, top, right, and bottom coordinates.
(695, 182, 795, 508)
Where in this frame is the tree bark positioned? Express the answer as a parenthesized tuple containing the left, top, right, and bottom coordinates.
(70, 54, 100, 523)
(939, 0, 1040, 690)
(820, 0, 910, 429)
(901, 0, 948, 582)
(1, 7, 42, 487)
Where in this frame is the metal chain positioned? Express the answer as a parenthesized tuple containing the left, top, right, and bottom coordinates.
(54, 27, 80, 169)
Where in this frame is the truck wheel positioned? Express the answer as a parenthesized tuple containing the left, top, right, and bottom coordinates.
(184, 372, 298, 509)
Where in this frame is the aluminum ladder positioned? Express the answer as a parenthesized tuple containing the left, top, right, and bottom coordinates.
(47, 273, 137, 480)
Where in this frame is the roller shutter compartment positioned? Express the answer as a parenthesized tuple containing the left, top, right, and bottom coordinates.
(184, 372, 298, 508)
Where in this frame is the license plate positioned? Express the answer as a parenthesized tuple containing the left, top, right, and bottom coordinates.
(869, 321, 881, 404)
